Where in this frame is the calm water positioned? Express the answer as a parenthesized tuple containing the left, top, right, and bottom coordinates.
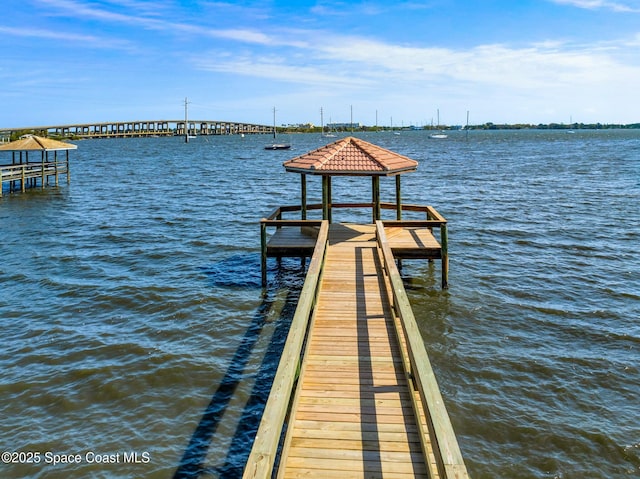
(1, 130, 638, 478)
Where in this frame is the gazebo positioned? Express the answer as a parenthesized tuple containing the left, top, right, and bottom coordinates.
(282, 136, 418, 222)
(261, 136, 449, 288)
(0, 135, 76, 195)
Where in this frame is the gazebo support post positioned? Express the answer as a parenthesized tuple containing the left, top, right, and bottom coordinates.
(20, 152, 25, 192)
(396, 175, 402, 220)
(323, 176, 332, 223)
(41, 151, 45, 189)
(301, 174, 307, 220)
(322, 176, 328, 220)
(329, 176, 333, 223)
(10, 151, 15, 192)
(372, 176, 381, 222)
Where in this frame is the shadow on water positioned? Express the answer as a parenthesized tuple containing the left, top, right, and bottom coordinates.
(174, 256, 306, 479)
(198, 254, 265, 289)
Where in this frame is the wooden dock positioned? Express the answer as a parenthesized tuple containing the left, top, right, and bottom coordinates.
(279, 223, 434, 477)
(0, 160, 69, 196)
(0, 136, 74, 197)
(246, 206, 467, 479)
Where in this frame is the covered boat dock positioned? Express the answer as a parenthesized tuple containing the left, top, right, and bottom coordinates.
(0, 135, 76, 196)
(246, 137, 467, 478)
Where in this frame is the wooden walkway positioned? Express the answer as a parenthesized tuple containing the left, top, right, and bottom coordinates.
(277, 223, 435, 478)
(248, 209, 466, 479)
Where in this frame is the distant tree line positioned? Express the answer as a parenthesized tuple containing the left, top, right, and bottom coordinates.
(463, 122, 640, 130)
(5, 122, 639, 141)
(282, 122, 640, 133)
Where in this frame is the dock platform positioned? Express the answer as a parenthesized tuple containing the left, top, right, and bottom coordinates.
(246, 209, 466, 479)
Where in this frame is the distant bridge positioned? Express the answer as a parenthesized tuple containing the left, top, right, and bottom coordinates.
(0, 119, 273, 139)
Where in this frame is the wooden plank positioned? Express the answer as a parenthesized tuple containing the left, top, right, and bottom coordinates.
(284, 467, 423, 479)
(284, 453, 427, 475)
(292, 419, 421, 435)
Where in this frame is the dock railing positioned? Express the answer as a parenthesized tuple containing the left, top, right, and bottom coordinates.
(246, 219, 330, 479)
(376, 220, 468, 478)
(261, 202, 448, 288)
(0, 159, 69, 196)
(380, 204, 448, 289)
(262, 202, 445, 222)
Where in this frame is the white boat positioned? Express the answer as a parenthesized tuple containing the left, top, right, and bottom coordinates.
(320, 108, 336, 138)
(391, 116, 400, 135)
(429, 109, 448, 139)
(264, 143, 291, 150)
(428, 132, 448, 139)
(265, 107, 291, 150)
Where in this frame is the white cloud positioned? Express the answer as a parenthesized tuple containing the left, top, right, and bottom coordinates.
(202, 30, 640, 95)
(0, 26, 98, 42)
(192, 53, 372, 88)
(550, 0, 640, 12)
(0, 25, 135, 50)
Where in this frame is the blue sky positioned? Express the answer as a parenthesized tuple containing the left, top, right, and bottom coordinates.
(2, 0, 639, 128)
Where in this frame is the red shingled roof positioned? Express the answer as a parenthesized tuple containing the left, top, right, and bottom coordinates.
(283, 136, 418, 176)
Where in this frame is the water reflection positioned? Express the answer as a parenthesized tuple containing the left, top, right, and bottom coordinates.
(174, 259, 305, 478)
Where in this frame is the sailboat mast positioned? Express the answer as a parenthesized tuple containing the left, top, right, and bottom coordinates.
(272, 107, 277, 139)
(184, 97, 190, 143)
(466, 110, 470, 141)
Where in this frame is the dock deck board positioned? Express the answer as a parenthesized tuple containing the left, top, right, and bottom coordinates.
(277, 224, 436, 479)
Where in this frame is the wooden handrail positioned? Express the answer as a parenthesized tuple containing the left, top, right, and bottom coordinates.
(375, 220, 468, 479)
(260, 219, 323, 228)
(0, 161, 67, 171)
(265, 202, 444, 220)
(244, 220, 330, 479)
(381, 219, 446, 228)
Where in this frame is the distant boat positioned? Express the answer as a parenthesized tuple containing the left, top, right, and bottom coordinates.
(320, 108, 336, 138)
(391, 117, 400, 135)
(429, 109, 448, 139)
(428, 132, 447, 139)
(265, 107, 291, 150)
(264, 143, 291, 150)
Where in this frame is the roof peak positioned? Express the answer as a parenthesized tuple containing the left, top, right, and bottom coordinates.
(283, 136, 418, 176)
